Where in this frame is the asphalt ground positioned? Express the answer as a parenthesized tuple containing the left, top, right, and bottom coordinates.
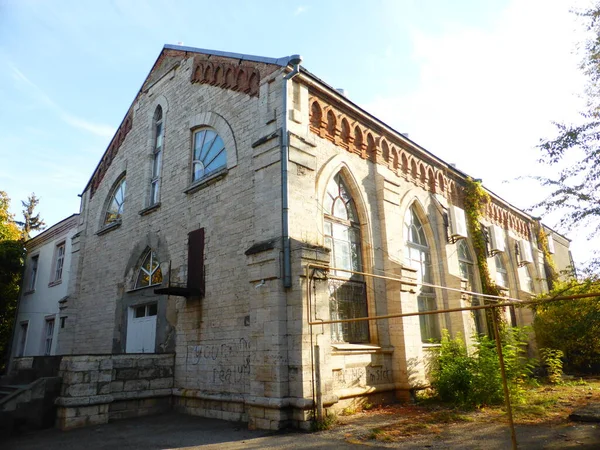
(3, 411, 600, 449)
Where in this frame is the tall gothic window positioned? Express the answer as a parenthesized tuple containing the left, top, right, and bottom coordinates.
(150, 106, 163, 205)
(135, 249, 163, 289)
(324, 174, 368, 343)
(458, 240, 485, 335)
(404, 206, 440, 342)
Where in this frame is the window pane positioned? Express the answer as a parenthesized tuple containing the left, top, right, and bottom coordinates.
(205, 149, 226, 173)
(151, 267, 163, 285)
(148, 303, 158, 316)
(193, 162, 205, 180)
(332, 198, 348, 220)
(135, 306, 146, 318)
(199, 130, 217, 161)
(329, 279, 369, 343)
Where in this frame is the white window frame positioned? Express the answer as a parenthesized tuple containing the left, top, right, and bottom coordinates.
(51, 241, 66, 284)
(494, 254, 509, 289)
(404, 207, 440, 343)
(150, 106, 163, 206)
(191, 128, 227, 183)
(28, 254, 39, 292)
(43, 317, 55, 355)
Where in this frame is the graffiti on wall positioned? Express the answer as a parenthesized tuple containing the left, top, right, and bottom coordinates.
(332, 365, 392, 389)
(186, 338, 252, 385)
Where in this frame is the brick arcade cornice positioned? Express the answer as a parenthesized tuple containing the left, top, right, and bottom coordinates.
(308, 92, 531, 239)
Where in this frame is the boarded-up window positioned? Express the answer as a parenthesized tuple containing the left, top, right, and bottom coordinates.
(188, 228, 205, 296)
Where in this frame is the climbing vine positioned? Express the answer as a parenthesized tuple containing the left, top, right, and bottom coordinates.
(463, 177, 500, 298)
(463, 178, 503, 334)
(535, 223, 559, 290)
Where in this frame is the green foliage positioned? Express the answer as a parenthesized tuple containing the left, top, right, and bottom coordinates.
(0, 191, 20, 241)
(16, 193, 46, 239)
(533, 278, 600, 373)
(533, 5, 600, 269)
(535, 224, 559, 289)
(430, 329, 534, 407)
(0, 190, 27, 373)
(539, 348, 564, 384)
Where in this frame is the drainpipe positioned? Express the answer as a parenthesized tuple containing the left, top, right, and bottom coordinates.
(281, 55, 302, 288)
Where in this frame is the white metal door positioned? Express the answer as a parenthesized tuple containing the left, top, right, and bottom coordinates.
(126, 304, 157, 353)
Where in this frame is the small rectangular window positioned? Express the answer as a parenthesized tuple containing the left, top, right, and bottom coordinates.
(53, 242, 66, 282)
(148, 303, 157, 316)
(135, 305, 146, 318)
(29, 255, 39, 291)
(18, 322, 28, 357)
(44, 318, 55, 355)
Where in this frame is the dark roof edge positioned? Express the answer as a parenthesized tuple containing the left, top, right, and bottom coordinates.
(26, 213, 79, 248)
(163, 44, 296, 67)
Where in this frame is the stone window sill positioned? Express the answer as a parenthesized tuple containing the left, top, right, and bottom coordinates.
(96, 221, 121, 236)
(139, 203, 161, 216)
(332, 343, 393, 355)
(48, 280, 62, 288)
(23, 289, 35, 296)
(184, 168, 228, 195)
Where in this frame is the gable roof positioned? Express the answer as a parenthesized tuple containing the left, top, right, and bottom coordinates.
(82, 45, 300, 196)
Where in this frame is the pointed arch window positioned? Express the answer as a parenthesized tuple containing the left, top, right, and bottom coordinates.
(458, 240, 486, 335)
(192, 128, 226, 182)
(404, 207, 440, 342)
(135, 249, 163, 289)
(150, 106, 163, 205)
(324, 173, 368, 343)
(104, 177, 126, 225)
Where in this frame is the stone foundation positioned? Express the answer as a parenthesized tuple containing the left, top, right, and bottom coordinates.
(55, 354, 174, 430)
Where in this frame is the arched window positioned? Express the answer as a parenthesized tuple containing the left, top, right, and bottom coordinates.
(458, 240, 485, 335)
(135, 249, 163, 288)
(324, 173, 368, 343)
(192, 128, 226, 182)
(404, 207, 440, 342)
(150, 106, 163, 205)
(495, 254, 508, 288)
(104, 177, 126, 225)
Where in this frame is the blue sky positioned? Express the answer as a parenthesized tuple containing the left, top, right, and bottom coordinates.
(0, 0, 593, 264)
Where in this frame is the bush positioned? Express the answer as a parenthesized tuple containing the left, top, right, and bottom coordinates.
(539, 348, 564, 384)
(533, 278, 600, 373)
(430, 328, 533, 407)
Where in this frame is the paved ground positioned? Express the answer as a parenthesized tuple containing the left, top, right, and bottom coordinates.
(2, 411, 600, 449)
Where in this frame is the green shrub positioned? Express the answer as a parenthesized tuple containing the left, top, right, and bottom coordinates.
(430, 328, 533, 407)
(539, 348, 564, 384)
(533, 278, 600, 374)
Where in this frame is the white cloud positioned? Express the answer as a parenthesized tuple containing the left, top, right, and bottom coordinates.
(294, 6, 307, 16)
(61, 114, 116, 138)
(363, 0, 590, 261)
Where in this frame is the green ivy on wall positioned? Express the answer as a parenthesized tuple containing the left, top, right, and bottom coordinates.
(535, 223, 558, 290)
(463, 177, 503, 334)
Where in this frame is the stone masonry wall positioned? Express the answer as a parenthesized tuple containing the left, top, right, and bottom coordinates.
(55, 354, 174, 430)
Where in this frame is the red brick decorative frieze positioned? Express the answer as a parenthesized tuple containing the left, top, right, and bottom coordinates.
(90, 109, 133, 198)
(308, 94, 531, 239)
(191, 57, 261, 98)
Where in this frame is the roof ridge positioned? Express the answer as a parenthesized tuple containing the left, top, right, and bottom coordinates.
(163, 44, 297, 67)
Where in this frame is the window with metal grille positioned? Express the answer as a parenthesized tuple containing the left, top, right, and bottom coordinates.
(324, 174, 368, 343)
(404, 207, 440, 342)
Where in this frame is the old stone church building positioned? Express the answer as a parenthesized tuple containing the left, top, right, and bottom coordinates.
(39, 44, 572, 430)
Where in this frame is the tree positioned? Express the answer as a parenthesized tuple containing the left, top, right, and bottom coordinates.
(533, 277, 600, 373)
(0, 191, 20, 241)
(533, 5, 600, 270)
(16, 193, 45, 239)
(0, 191, 25, 373)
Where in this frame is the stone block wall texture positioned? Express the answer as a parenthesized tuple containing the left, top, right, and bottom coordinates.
(56, 46, 573, 430)
(55, 354, 174, 430)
